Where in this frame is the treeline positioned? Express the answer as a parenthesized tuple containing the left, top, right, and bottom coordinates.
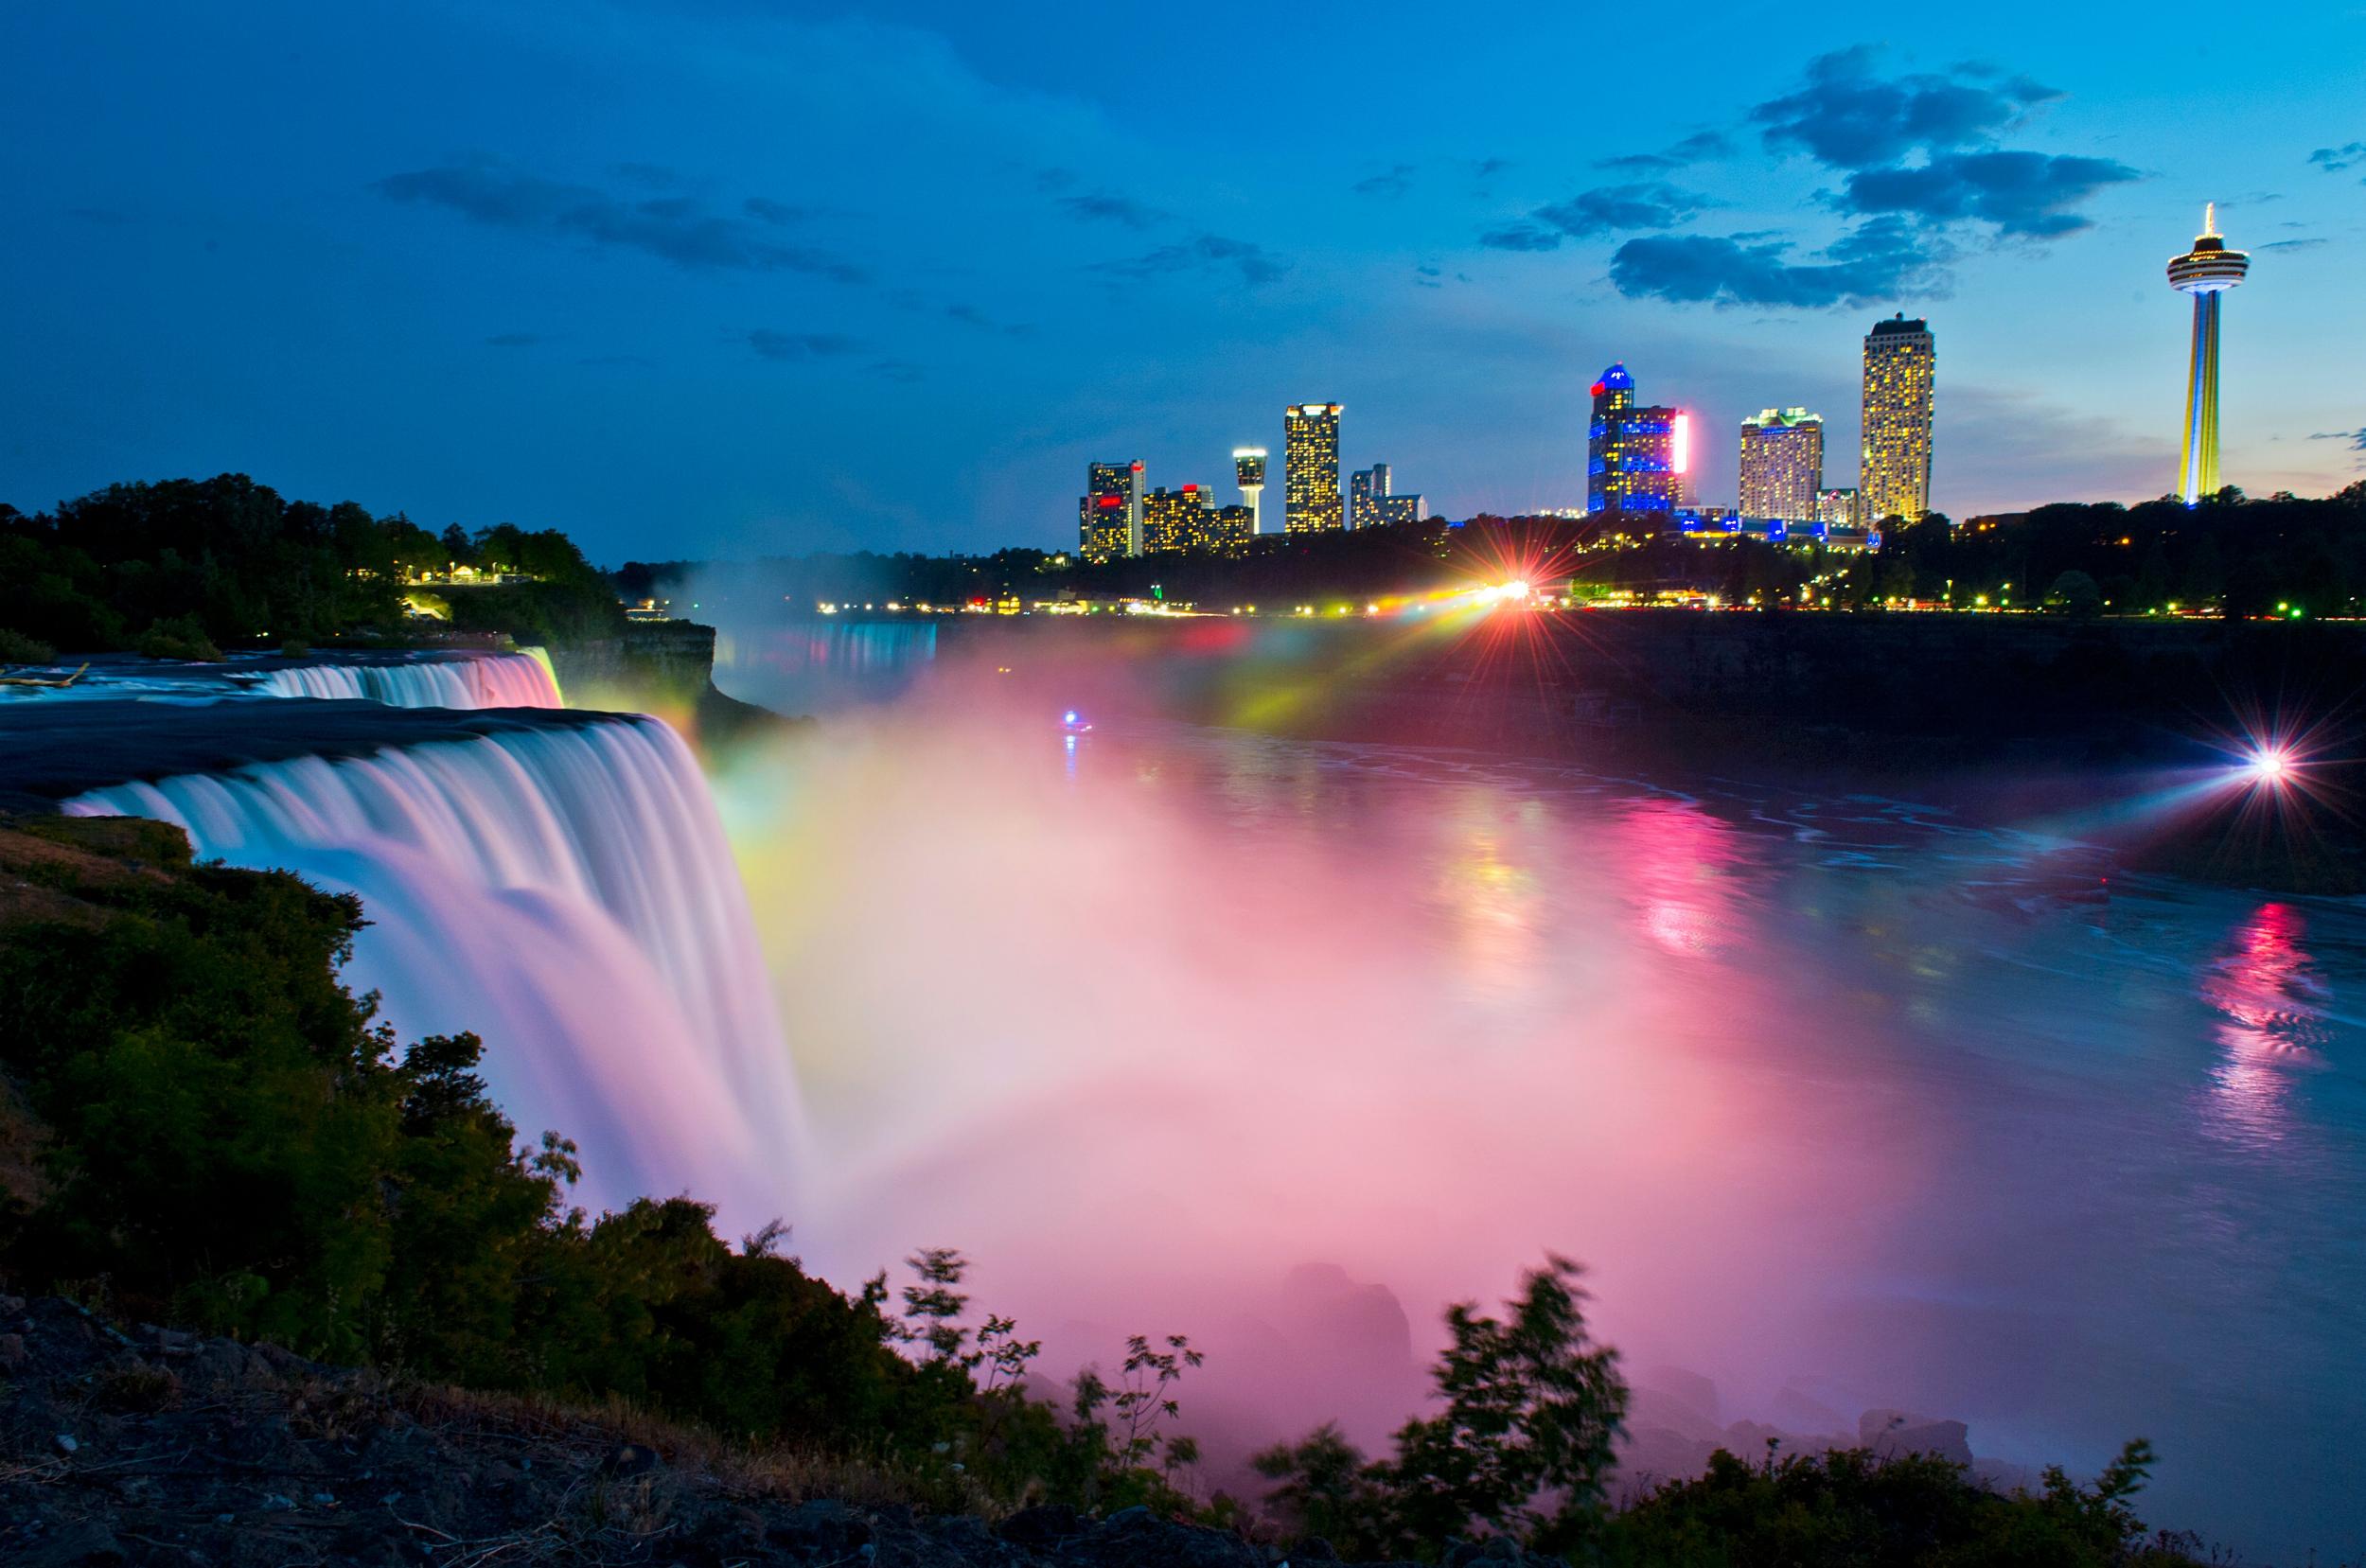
(633, 484, 2366, 624)
(1846, 486, 2366, 616)
(0, 813, 2215, 1562)
(0, 474, 622, 660)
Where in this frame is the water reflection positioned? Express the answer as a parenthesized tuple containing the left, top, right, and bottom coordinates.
(2198, 902, 2329, 1150)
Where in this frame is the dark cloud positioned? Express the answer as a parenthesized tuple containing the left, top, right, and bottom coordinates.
(1839, 150, 2138, 236)
(1753, 47, 2060, 170)
(867, 360, 925, 383)
(743, 196, 816, 225)
(1035, 167, 1078, 192)
(945, 303, 1034, 337)
(485, 332, 543, 348)
(2308, 142, 2365, 172)
(2310, 429, 2366, 456)
(1352, 165, 1416, 198)
(743, 329, 864, 361)
(1535, 183, 1711, 238)
(2258, 237, 2326, 252)
(1478, 184, 1709, 252)
(1093, 233, 1289, 286)
(1474, 157, 1513, 179)
(373, 161, 868, 281)
(1609, 216, 1944, 308)
(1413, 263, 1443, 289)
(1478, 223, 1563, 252)
(1057, 192, 1168, 229)
(1596, 131, 1733, 172)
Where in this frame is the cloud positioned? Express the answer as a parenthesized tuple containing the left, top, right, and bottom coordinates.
(743, 329, 864, 361)
(485, 332, 543, 348)
(1057, 192, 1168, 229)
(2307, 141, 2366, 174)
(1595, 131, 1734, 172)
(1474, 157, 1513, 179)
(1352, 164, 1416, 198)
(1479, 183, 1710, 252)
(1838, 150, 2138, 236)
(867, 359, 925, 383)
(945, 303, 1034, 337)
(743, 196, 817, 225)
(2310, 429, 2366, 463)
(1609, 216, 1945, 308)
(1478, 223, 1564, 252)
(373, 160, 869, 281)
(1535, 183, 1712, 238)
(1752, 47, 2060, 169)
(2258, 237, 2327, 252)
(1092, 232, 1289, 286)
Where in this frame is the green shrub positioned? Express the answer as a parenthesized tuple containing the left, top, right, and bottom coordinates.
(0, 626, 58, 664)
(134, 612, 223, 661)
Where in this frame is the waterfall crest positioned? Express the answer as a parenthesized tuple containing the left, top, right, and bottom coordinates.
(256, 651, 561, 709)
(65, 714, 794, 1215)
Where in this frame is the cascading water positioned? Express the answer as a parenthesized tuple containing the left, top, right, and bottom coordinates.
(65, 714, 796, 1216)
(715, 620, 937, 714)
(256, 650, 561, 709)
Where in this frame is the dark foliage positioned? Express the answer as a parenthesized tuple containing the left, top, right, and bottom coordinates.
(0, 817, 1197, 1507)
(0, 476, 620, 654)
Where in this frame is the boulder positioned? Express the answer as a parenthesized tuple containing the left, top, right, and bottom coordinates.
(1636, 1365, 1720, 1423)
(1861, 1408, 1972, 1466)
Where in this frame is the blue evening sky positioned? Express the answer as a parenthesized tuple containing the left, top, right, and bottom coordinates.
(4, 1, 2361, 561)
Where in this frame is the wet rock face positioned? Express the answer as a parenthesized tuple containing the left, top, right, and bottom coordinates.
(0, 1296, 1470, 1568)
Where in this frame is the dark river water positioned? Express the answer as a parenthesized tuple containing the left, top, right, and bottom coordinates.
(708, 625, 2366, 1561)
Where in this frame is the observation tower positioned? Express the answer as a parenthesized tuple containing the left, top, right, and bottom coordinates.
(1234, 448, 1268, 534)
(2166, 203, 2249, 505)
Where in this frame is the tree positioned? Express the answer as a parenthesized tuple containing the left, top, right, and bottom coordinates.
(2044, 569, 2104, 619)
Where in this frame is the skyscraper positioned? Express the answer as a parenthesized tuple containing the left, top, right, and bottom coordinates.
(1586, 364, 1686, 518)
(1738, 409, 1824, 521)
(1141, 484, 1254, 555)
(1078, 460, 1143, 562)
(1351, 463, 1425, 529)
(1816, 487, 1862, 530)
(1234, 449, 1267, 534)
(2167, 204, 2250, 505)
(1859, 316, 1934, 525)
(1284, 404, 1343, 533)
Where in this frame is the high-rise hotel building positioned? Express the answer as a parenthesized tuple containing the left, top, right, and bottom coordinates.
(1078, 460, 1144, 562)
(1737, 408, 1824, 521)
(1284, 403, 1344, 533)
(1585, 363, 1686, 518)
(1142, 484, 1254, 555)
(1859, 315, 1934, 524)
(1351, 463, 1426, 529)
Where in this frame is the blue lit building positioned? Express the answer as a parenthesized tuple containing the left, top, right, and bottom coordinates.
(1585, 363, 1687, 520)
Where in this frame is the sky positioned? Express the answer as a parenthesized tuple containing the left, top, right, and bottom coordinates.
(3, 0, 2362, 563)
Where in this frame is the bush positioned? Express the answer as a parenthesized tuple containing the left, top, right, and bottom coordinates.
(134, 613, 223, 661)
(0, 627, 58, 664)
(1602, 1439, 2203, 1567)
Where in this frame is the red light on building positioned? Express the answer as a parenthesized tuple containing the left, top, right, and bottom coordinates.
(1130, 461, 1144, 471)
(1182, 484, 1198, 492)
(1590, 381, 1606, 396)
(1097, 494, 1124, 508)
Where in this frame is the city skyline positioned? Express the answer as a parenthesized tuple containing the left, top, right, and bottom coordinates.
(3, 4, 2359, 562)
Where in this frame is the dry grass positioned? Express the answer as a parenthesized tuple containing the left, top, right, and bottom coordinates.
(386, 1375, 955, 1513)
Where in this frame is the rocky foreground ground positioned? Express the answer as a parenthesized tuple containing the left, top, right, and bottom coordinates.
(0, 1295, 1571, 1568)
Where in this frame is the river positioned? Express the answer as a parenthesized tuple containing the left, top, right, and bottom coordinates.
(709, 620, 2366, 1561)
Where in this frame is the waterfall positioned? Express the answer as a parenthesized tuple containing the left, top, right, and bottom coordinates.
(256, 650, 561, 709)
(715, 620, 938, 714)
(65, 714, 796, 1216)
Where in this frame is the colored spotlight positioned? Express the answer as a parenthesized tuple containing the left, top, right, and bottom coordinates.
(2245, 748, 2290, 784)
